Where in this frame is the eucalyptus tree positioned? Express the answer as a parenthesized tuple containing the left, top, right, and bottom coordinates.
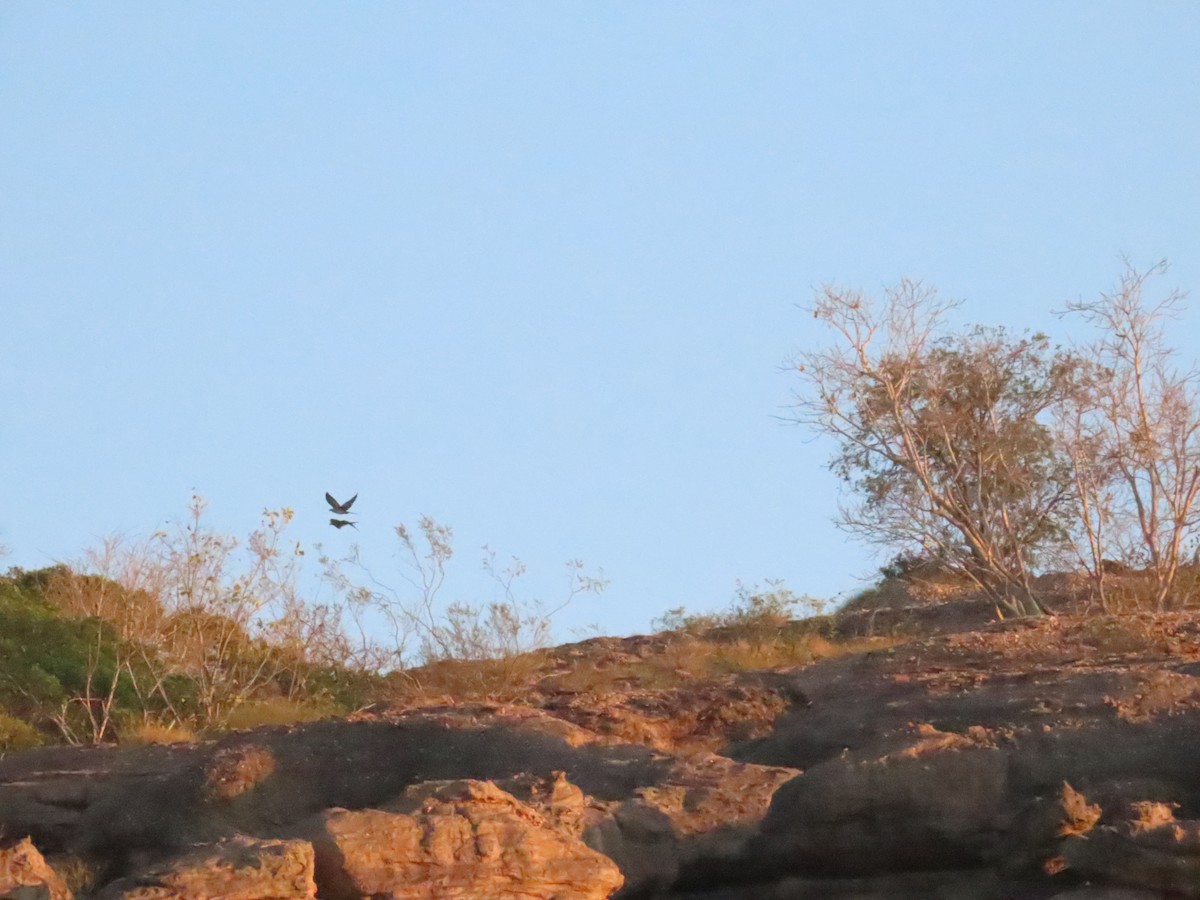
(792, 280, 1090, 615)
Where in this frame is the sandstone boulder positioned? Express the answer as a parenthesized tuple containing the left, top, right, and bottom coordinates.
(586, 752, 799, 895)
(299, 779, 622, 899)
(493, 771, 601, 839)
(0, 837, 71, 900)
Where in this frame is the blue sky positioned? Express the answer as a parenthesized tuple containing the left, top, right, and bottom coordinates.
(3, 3, 1199, 641)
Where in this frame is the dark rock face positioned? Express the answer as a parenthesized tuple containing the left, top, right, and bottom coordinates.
(756, 742, 1011, 876)
(93, 836, 316, 900)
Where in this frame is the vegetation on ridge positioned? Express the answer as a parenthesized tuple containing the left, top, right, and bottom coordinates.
(791, 262, 1200, 615)
(7, 262, 1200, 754)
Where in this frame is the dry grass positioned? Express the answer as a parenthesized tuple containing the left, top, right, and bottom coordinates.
(1076, 615, 1164, 655)
(47, 854, 102, 897)
(387, 651, 551, 704)
(218, 698, 337, 732)
(709, 633, 898, 671)
(120, 721, 199, 745)
(1095, 569, 1200, 614)
(543, 654, 686, 694)
(542, 631, 899, 694)
(377, 611, 897, 706)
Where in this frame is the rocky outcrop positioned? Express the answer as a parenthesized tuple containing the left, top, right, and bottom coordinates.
(12, 608, 1200, 897)
(753, 733, 1010, 876)
(585, 753, 798, 895)
(0, 710, 662, 857)
(299, 780, 621, 899)
(0, 836, 72, 900)
(95, 836, 315, 899)
(0, 707, 794, 898)
(1061, 800, 1200, 897)
(538, 678, 792, 753)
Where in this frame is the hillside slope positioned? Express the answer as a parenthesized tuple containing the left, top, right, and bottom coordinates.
(6, 575, 1200, 898)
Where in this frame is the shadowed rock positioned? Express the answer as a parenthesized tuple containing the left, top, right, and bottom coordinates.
(95, 836, 315, 899)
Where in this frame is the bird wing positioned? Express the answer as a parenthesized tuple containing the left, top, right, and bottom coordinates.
(341, 493, 358, 512)
(325, 492, 342, 512)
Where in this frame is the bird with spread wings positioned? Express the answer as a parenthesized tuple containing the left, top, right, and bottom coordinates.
(326, 492, 357, 514)
(326, 492, 359, 529)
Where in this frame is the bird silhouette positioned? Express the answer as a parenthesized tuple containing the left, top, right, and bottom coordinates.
(326, 492, 358, 514)
(329, 518, 357, 529)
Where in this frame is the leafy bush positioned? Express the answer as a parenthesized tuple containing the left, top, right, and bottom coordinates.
(0, 574, 140, 738)
(0, 709, 43, 751)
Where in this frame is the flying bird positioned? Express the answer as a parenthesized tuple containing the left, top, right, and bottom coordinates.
(329, 518, 357, 529)
(326, 492, 358, 514)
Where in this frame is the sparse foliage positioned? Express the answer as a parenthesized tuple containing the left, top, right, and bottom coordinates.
(0, 570, 147, 744)
(1061, 262, 1200, 609)
(4, 496, 607, 743)
(29, 497, 375, 739)
(322, 515, 608, 671)
(139, 497, 314, 727)
(792, 281, 1090, 615)
(40, 542, 176, 740)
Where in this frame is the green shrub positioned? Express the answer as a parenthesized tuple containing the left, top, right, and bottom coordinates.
(0, 710, 44, 751)
(0, 571, 159, 741)
(0, 578, 105, 710)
